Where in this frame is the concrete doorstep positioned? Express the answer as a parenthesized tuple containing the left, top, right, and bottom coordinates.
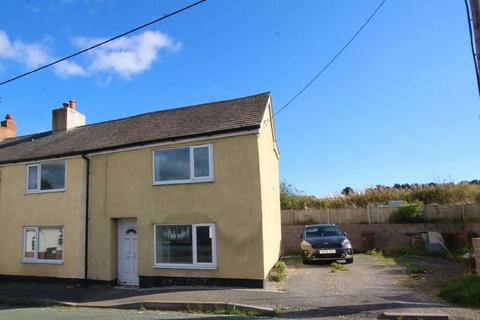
(0, 296, 276, 315)
(381, 311, 449, 320)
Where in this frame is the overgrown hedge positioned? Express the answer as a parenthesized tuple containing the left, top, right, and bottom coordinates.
(281, 182, 480, 210)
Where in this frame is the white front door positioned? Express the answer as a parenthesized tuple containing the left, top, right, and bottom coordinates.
(118, 218, 139, 286)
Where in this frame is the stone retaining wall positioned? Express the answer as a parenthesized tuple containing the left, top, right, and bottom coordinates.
(282, 223, 480, 254)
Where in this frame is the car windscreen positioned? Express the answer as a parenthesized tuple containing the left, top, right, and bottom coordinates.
(305, 226, 342, 237)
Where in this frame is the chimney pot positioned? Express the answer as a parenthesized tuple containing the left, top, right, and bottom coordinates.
(63, 103, 69, 108)
(5, 114, 13, 120)
(69, 100, 77, 110)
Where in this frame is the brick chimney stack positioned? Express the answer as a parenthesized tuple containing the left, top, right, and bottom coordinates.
(0, 114, 16, 141)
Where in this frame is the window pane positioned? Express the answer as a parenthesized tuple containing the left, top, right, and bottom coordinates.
(155, 148, 190, 181)
(156, 225, 192, 264)
(196, 226, 213, 263)
(27, 166, 38, 190)
(24, 228, 36, 258)
(40, 162, 65, 190)
(38, 227, 63, 260)
(193, 147, 210, 178)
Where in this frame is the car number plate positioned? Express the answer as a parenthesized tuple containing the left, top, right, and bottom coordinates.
(319, 249, 336, 254)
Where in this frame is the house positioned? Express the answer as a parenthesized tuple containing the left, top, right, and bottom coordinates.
(0, 92, 281, 288)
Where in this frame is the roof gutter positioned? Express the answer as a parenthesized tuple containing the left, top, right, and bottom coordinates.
(81, 154, 90, 288)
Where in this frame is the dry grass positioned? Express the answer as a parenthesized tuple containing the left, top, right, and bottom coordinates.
(281, 183, 480, 209)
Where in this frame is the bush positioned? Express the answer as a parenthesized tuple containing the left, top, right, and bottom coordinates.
(330, 262, 348, 272)
(439, 275, 480, 307)
(366, 249, 383, 257)
(389, 201, 424, 223)
(269, 261, 287, 282)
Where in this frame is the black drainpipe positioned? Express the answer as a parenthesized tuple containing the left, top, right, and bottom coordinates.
(82, 154, 90, 288)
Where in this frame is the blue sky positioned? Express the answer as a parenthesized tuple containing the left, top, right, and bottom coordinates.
(0, 0, 478, 196)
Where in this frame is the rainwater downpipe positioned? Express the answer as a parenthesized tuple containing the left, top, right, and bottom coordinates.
(82, 154, 90, 288)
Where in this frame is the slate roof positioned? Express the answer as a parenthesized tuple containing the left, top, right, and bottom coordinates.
(0, 92, 271, 164)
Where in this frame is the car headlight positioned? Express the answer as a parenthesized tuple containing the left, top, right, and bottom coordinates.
(301, 240, 312, 247)
(341, 239, 351, 248)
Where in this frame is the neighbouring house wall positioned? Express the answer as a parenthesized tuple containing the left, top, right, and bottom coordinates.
(0, 158, 86, 279)
(258, 102, 281, 278)
(88, 133, 266, 282)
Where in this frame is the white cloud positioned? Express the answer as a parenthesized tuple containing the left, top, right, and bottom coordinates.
(0, 30, 180, 82)
(54, 60, 87, 77)
(0, 31, 55, 70)
(74, 31, 180, 79)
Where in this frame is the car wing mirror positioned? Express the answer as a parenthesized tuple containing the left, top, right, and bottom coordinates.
(343, 232, 348, 236)
(299, 234, 303, 239)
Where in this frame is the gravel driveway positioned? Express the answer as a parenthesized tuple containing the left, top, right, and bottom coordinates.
(279, 255, 479, 319)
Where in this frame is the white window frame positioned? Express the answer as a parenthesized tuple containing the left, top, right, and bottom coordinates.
(152, 144, 214, 185)
(153, 223, 217, 269)
(21, 226, 64, 265)
(25, 160, 66, 193)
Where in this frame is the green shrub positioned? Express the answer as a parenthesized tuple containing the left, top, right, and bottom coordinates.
(330, 262, 348, 272)
(439, 275, 480, 307)
(366, 249, 383, 257)
(389, 201, 424, 223)
(269, 261, 288, 282)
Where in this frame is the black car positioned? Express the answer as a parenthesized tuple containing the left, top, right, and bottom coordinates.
(300, 224, 353, 264)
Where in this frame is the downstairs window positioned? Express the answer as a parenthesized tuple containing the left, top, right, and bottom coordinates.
(23, 226, 64, 263)
(154, 223, 216, 269)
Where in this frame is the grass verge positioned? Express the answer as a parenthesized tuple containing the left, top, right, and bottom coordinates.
(185, 305, 263, 317)
(439, 275, 480, 307)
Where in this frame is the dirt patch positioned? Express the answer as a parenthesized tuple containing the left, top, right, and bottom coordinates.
(394, 256, 466, 297)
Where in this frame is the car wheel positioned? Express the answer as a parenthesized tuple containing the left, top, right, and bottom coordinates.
(345, 258, 353, 264)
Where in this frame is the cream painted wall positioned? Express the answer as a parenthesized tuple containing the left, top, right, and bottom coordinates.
(0, 115, 280, 283)
(88, 133, 267, 281)
(258, 103, 282, 277)
(0, 158, 86, 279)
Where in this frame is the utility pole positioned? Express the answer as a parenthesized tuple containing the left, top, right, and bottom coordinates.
(471, 1, 480, 72)
(467, 0, 480, 95)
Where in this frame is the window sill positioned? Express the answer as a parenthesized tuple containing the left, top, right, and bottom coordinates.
(25, 189, 66, 195)
(152, 264, 217, 270)
(152, 178, 214, 186)
(21, 259, 64, 265)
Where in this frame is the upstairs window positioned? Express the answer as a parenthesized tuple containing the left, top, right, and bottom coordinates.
(26, 161, 66, 193)
(153, 145, 213, 184)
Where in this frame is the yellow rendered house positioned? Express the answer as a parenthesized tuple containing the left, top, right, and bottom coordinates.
(0, 93, 281, 288)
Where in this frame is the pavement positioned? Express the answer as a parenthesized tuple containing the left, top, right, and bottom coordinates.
(0, 255, 478, 319)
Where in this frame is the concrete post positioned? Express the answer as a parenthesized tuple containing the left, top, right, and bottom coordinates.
(474, 238, 480, 274)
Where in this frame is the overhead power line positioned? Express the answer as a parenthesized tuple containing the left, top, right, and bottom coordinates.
(0, 0, 208, 87)
(274, 0, 387, 117)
